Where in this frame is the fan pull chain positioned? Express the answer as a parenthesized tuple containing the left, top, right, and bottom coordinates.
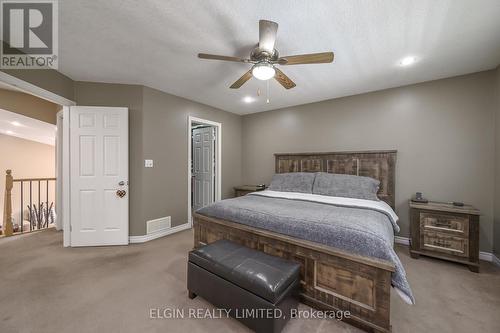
(266, 80, 270, 104)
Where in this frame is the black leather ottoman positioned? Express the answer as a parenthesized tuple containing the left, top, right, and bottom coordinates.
(188, 240, 300, 333)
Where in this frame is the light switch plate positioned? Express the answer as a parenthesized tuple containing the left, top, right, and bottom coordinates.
(145, 159, 154, 168)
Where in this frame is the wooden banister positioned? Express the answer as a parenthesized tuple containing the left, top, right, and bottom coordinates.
(3, 169, 14, 237)
(2, 170, 57, 236)
(13, 177, 56, 182)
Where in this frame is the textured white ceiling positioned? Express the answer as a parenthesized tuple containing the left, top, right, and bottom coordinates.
(59, 0, 500, 114)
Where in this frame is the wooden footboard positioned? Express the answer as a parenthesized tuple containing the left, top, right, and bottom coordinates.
(193, 213, 395, 333)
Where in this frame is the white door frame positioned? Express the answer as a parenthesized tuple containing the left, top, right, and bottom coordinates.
(61, 107, 71, 246)
(55, 109, 71, 246)
(0, 71, 76, 106)
(55, 111, 63, 231)
(188, 116, 221, 227)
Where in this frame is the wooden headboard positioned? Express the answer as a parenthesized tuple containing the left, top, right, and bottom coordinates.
(275, 150, 397, 208)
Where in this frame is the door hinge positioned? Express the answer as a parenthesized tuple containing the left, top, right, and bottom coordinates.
(70, 225, 72, 232)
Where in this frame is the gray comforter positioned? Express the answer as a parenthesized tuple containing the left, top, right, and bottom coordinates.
(196, 193, 415, 304)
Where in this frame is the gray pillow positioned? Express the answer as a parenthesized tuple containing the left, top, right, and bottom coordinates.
(312, 172, 380, 201)
(268, 173, 315, 193)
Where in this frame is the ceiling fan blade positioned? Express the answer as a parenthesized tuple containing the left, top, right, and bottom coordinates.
(277, 52, 334, 65)
(198, 53, 249, 63)
(230, 70, 253, 89)
(259, 20, 278, 53)
(274, 68, 296, 89)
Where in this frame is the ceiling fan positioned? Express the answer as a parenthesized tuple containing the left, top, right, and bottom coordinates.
(198, 20, 334, 90)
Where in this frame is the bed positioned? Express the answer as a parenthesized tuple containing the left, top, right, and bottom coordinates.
(193, 151, 412, 333)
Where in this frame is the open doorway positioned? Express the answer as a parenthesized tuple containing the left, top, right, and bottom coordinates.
(1, 73, 130, 248)
(0, 72, 74, 244)
(0, 83, 60, 238)
(187, 116, 221, 226)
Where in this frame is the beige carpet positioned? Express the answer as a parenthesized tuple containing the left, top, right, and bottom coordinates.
(0, 228, 499, 333)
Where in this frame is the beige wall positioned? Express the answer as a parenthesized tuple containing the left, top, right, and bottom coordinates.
(495, 66, 500, 256)
(0, 134, 55, 229)
(0, 88, 60, 124)
(141, 86, 242, 229)
(74, 82, 242, 235)
(1, 69, 75, 102)
(241, 71, 497, 252)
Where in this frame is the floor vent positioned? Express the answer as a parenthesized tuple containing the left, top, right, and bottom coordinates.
(147, 216, 171, 234)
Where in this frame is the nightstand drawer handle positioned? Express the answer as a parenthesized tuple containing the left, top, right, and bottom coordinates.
(434, 220, 452, 228)
(434, 239, 451, 248)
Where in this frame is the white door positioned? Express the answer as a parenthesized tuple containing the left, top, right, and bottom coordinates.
(70, 106, 128, 246)
(192, 126, 214, 210)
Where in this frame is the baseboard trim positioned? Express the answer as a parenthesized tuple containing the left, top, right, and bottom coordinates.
(129, 223, 191, 244)
(478, 252, 494, 262)
(492, 254, 500, 266)
(394, 236, 496, 263)
(394, 236, 410, 246)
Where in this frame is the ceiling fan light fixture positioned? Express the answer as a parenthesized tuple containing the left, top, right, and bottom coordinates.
(198, 20, 334, 90)
(252, 62, 276, 81)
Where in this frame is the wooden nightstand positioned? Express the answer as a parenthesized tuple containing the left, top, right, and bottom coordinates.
(409, 201, 480, 272)
(234, 185, 266, 197)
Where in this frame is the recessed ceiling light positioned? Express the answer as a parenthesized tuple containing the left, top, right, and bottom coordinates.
(6, 130, 14, 135)
(399, 56, 417, 67)
(11, 121, 21, 126)
(243, 96, 255, 103)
